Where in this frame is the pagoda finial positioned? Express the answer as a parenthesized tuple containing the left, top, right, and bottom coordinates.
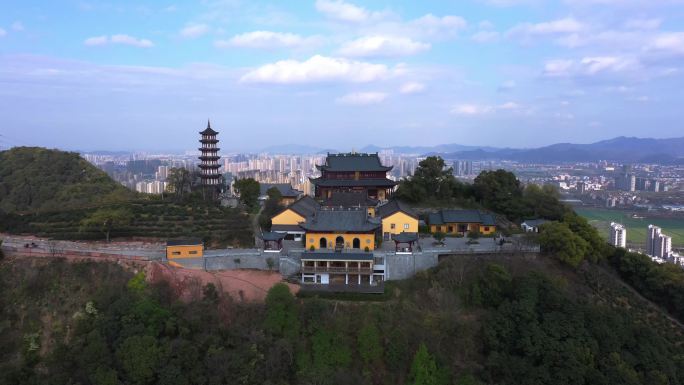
(207, 119, 211, 129)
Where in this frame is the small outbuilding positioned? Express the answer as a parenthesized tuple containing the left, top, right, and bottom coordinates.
(166, 238, 204, 259)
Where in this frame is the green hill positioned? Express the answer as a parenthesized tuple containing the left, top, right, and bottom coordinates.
(0, 147, 253, 246)
(0, 147, 133, 213)
(2, 254, 683, 385)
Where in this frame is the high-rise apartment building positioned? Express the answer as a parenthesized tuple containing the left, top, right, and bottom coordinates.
(646, 225, 672, 259)
(609, 222, 627, 248)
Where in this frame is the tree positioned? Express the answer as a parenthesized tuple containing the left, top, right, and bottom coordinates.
(537, 221, 589, 268)
(433, 232, 446, 245)
(116, 335, 161, 385)
(522, 184, 568, 220)
(234, 178, 260, 211)
(80, 208, 133, 242)
(467, 230, 480, 243)
(259, 187, 283, 230)
(166, 167, 192, 200)
(396, 156, 466, 203)
(358, 322, 383, 367)
(409, 343, 446, 385)
(264, 283, 299, 340)
(473, 170, 524, 220)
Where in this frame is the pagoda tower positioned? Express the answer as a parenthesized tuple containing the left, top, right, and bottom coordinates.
(198, 120, 221, 188)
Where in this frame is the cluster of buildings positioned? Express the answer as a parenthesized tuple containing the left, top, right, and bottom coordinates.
(609, 222, 681, 265)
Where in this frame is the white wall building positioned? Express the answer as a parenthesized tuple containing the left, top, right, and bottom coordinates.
(646, 225, 672, 259)
(609, 222, 627, 248)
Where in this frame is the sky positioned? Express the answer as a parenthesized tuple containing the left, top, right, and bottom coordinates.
(1, 0, 684, 152)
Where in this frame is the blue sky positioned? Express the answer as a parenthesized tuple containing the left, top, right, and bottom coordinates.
(1, 0, 684, 152)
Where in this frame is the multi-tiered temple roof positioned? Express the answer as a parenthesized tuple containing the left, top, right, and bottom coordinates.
(310, 152, 397, 201)
(198, 120, 221, 186)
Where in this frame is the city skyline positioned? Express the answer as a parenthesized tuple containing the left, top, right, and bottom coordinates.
(2, 0, 684, 151)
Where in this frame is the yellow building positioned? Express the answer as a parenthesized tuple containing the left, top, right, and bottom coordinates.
(166, 239, 204, 259)
(428, 209, 497, 235)
(270, 196, 320, 240)
(377, 200, 419, 239)
(301, 208, 381, 251)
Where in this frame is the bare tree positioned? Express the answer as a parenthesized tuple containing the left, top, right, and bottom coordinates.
(47, 240, 63, 258)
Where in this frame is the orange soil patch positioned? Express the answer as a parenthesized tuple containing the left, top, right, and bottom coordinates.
(147, 262, 299, 303)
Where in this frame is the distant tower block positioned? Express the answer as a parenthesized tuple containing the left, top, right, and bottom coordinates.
(198, 120, 221, 186)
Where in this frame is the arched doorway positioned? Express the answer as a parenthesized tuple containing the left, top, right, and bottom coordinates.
(353, 238, 360, 249)
(319, 237, 327, 249)
(335, 236, 344, 249)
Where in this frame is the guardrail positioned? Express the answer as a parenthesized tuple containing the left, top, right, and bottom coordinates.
(302, 266, 373, 274)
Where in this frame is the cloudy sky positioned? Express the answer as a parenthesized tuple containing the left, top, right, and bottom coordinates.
(1, 0, 683, 152)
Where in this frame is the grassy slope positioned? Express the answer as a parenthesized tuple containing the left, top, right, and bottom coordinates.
(575, 207, 684, 247)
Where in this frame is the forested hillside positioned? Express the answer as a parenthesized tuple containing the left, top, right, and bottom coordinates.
(0, 147, 134, 213)
(2, 254, 683, 385)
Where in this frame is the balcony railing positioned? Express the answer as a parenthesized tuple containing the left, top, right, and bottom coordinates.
(302, 266, 373, 274)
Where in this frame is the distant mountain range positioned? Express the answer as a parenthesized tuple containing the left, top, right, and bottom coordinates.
(436, 137, 684, 164)
(260, 136, 684, 164)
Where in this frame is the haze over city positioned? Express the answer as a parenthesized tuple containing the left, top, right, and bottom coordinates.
(1, 0, 684, 151)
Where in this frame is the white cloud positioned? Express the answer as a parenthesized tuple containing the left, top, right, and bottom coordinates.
(543, 56, 637, 77)
(580, 56, 635, 74)
(240, 55, 391, 84)
(338, 36, 430, 57)
(112, 34, 153, 48)
(451, 104, 493, 115)
(543, 59, 575, 76)
(11, 21, 24, 32)
(84, 35, 109, 46)
(0, 28, 6, 38)
(472, 30, 499, 43)
(411, 14, 467, 34)
(649, 32, 684, 54)
(508, 17, 586, 39)
(315, 0, 371, 22)
(399, 82, 425, 94)
(498, 101, 520, 109)
(336, 91, 387, 105)
(217, 31, 321, 49)
(180, 24, 210, 39)
(624, 18, 662, 30)
(85, 34, 153, 48)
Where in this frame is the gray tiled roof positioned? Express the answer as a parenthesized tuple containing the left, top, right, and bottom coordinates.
(309, 177, 397, 187)
(283, 195, 320, 217)
(260, 183, 302, 197)
(271, 224, 305, 232)
(316, 152, 393, 172)
(166, 238, 203, 246)
(392, 232, 419, 243)
(260, 231, 287, 241)
(301, 252, 374, 261)
(376, 199, 417, 219)
(428, 209, 496, 226)
(301, 209, 381, 232)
